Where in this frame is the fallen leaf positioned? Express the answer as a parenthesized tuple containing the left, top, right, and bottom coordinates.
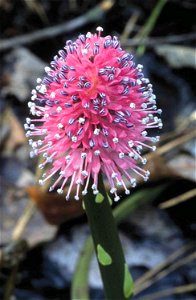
(155, 45, 195, 69)
(26, 186, 84, 225)
(3, 108, 26, 152)
(167, 154, 196, 182)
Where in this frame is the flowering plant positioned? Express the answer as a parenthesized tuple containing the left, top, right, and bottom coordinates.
(25, 27, 162, 299)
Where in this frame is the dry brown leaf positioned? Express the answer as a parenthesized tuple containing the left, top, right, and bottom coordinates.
(3, 108, 26, 152)
(155, 45, 196, 69)
(167, 154, 196, 182)
(26, 186, 84, 225)
(145, 153, 178, 181)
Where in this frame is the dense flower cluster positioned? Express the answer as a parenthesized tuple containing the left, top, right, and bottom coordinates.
(25, 27, 162, 201)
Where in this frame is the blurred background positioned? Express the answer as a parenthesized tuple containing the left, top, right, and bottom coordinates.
(0, 0, 195, 299)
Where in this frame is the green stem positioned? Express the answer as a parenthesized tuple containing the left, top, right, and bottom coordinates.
(83, 175, 133, 300)
(71, 237, 93, 299)
(136, 0, 168, 56)
(3, 265, 18, 300)
(71, 184, 167, 300)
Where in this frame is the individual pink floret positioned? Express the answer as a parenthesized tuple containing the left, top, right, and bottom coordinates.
(25, 27, 162, 201)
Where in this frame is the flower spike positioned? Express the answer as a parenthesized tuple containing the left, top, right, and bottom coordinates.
(26, 29, 162, 200)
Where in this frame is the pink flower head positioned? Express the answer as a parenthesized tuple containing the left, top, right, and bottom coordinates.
(25, 27, 162, 201)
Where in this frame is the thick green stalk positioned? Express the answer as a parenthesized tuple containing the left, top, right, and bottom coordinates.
(83, 175, 133, 300)
(71, 184, 167, 299)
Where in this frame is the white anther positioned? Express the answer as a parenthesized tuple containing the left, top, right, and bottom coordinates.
(39, 179, 44, 186)
(146, 170, 150, 176)
(31, 89, 37, 95)
(36, 111, 41, 117)
(130, 102, 136, 109)
(31, 95, 37, 101)
(83, 102, 90, 108)
(42, 129, 47, 134)
(159, 122, 163, 129)
(142, 118, 147, 125)
(96, 26, 104, 32)
(94, 128, 100, 135)
(57, 189, 63, 194)
(59, 170, 65, 176)
(142, 158, 147, 165)
(86, 32, 92, 38)
(94, 150, 100, 156)
(137, 64, 143, 70)
(141, 103, 147, 109)
(71, 136, 77, 142)
(46, 157, 53, 163)
(82, 49, 88, 55)
(130, 178, 136, 187)
(112, 172, 118, 179)
(26, 118, 31, 124)
(156, 136, 160, 142)
(45, 66, 51, 73)
(133, 153, 138, 160)
(93, 190, 99, 195)
(39, 85, 47, 94)
(114, 196, 120, 202)
(65, 155, 71, 161)
(128, 140, 134, 147)
(36, 78, 42, 83)
(35, 149, 39, 155)
(119, 152, 124, 158)
(117, 181, 122, 186)
(30, 108, 35, 115)
(57, 123, 64, 129)
(50, 92, 56, 98)
(38, 140, 43, 146)
(92, 183, 97, 190)
(30, 151, 35, 158)
(24, 124, 29, 130)
(56, 106, 62, 113)
(141, 131, 147, 137)
(136, 79, 142, 85)
(128, 152, 134, 157)
(81, 152, 87, 158)
(76, 179, 82, 185)
(110, 188, 117, 194)
(25, 131, 31, 137)
(143, 91, 149, 97)
(28, 101, 34, 108)
(79, 117, 85, 124)
(42, 152, 47, 158)
(113, 137, 119, 143)
(31, 142, 37, 149)
(142, 78, 150, 84)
